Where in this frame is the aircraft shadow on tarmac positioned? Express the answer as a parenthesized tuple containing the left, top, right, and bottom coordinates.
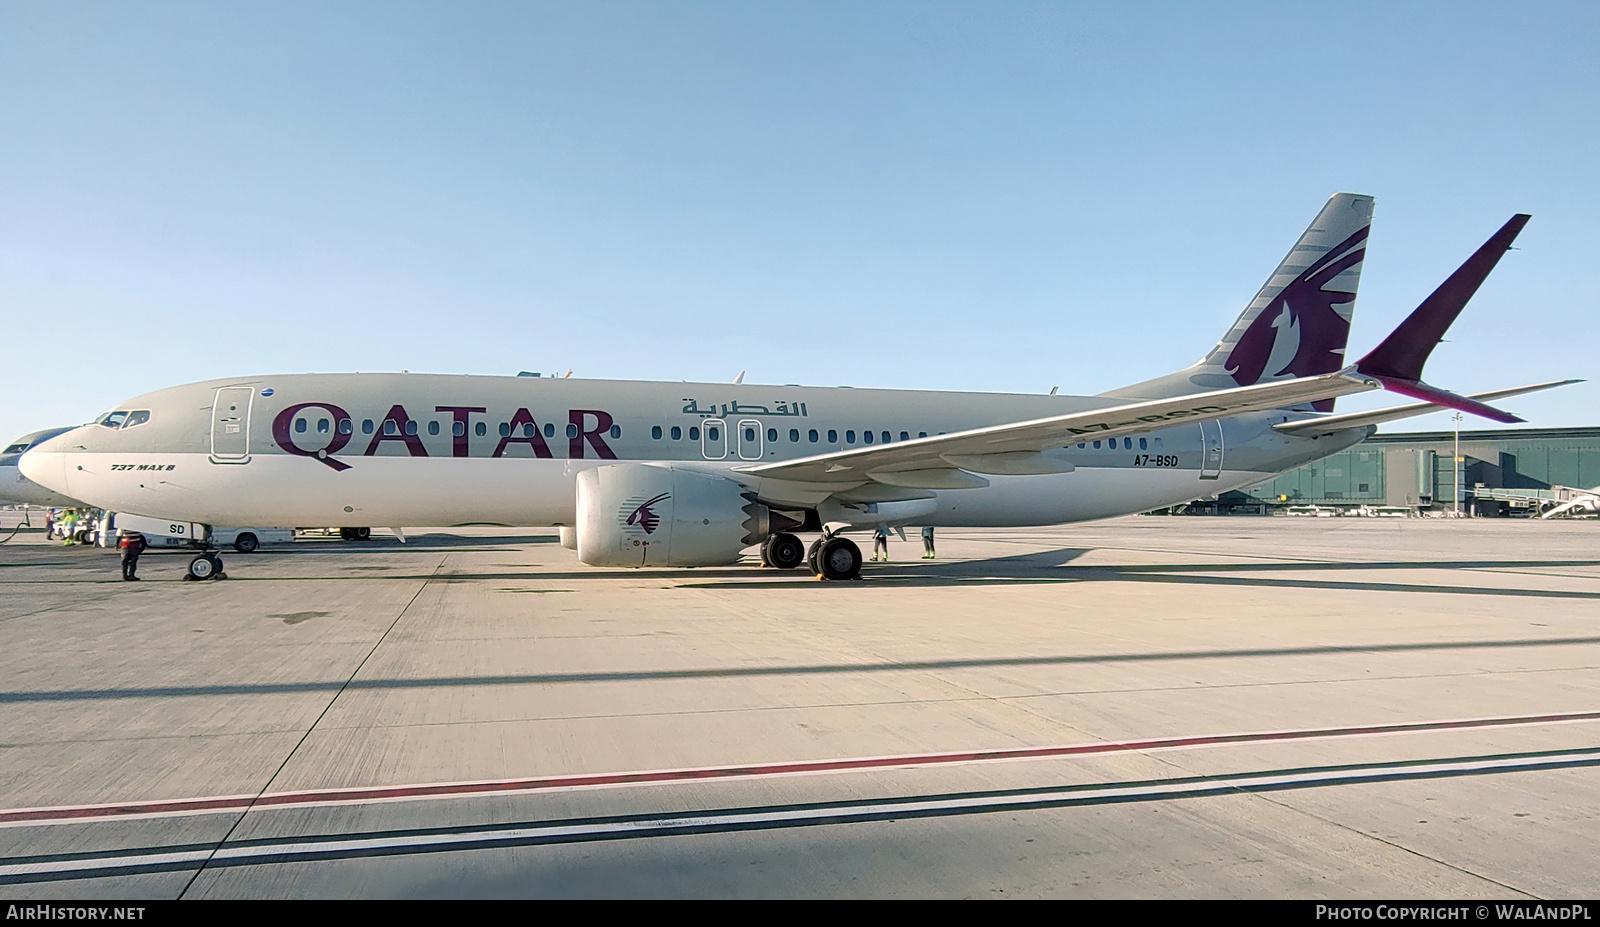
(8, 542, 1600, 602)
(672, 548, 1600, 599)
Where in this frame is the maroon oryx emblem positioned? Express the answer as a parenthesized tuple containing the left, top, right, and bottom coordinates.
(625, 493, 671, 534)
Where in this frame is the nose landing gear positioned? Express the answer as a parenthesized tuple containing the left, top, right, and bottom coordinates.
(184, 552, 226, 581)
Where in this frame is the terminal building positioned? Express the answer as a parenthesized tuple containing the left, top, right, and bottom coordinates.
(1221, 426, 1600, 516)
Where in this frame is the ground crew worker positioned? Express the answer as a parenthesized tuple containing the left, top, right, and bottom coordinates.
(922, 526, 936, 559)
(61, 509, 78, 546)
(119, 531, 146, 581)
(872, 526, 890, 562)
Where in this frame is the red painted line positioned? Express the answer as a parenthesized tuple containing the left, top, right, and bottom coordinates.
(5, 709, 1599, 826)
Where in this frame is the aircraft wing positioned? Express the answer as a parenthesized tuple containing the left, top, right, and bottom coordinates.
(735, 369, 1379, 486)
(742, 211, 1558, 494)
(1271, 379, 1582, 437)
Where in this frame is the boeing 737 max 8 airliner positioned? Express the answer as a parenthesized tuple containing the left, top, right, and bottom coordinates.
(20, 195, 1577, 580)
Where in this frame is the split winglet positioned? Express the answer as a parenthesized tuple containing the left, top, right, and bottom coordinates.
(1272, 379, 1582, 435)
(1355, 213, 1532, 422)
(1360, 374, 1524, 424)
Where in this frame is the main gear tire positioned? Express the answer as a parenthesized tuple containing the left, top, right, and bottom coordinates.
(816, 537, 863, 581)
(763, 533, 806, 570)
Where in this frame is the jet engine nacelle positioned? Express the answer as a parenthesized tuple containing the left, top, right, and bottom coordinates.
(576, 464, 767, 567)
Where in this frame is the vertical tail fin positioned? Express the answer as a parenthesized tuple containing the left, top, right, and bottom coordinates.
(1105, 193, 1373, 409)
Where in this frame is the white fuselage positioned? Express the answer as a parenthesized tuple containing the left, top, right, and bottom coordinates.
(19, 373, 1367, 531)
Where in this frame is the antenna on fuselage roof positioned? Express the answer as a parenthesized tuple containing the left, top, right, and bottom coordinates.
(563, 369, 572, 378)
(733, 370, 745, 385)
(1049, 386, 1059, 395)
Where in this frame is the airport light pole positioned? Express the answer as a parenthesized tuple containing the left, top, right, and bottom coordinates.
(1453, 412, 1463, 518)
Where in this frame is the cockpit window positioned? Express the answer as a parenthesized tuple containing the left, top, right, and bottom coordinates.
(2, 443, 28, 454)
(95, 410, 151, 430)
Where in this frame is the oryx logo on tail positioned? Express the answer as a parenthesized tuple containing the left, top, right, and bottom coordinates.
(1225, 225, 1367, 389)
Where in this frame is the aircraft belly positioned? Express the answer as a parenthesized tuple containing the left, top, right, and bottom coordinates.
(931, 467, 1278, 526)
(51, 449, 1281, 531)
(42, 453, 581, 528)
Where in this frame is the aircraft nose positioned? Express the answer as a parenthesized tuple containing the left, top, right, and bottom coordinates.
(18, 445, 71, 497)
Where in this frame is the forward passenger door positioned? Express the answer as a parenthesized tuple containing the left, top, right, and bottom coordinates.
(210, 387, 254, 463)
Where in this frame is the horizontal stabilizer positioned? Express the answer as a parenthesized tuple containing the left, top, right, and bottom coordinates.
(1272, 379, 1582, 435)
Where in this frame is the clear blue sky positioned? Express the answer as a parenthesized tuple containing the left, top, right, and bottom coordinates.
(2, 0, 1595, 445)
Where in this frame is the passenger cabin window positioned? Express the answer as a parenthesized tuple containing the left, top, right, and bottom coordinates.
(845, 430, 855, 444)
(745, 427, 756, 442)
(808, 429, 818, 443)
(362, 420, 375, 434)
(499, 423, 511, 437)
(707, 426, 720, 441)
(295, 418, 307, 433)
(769, 428, 779, 442)
(689, 426, 700, 441)
(453, 421, 465, 437)
(652, 426, 663, 440)
(1139, 437, 1147, 450)
(671, 426, 682, 440)
(317, 419, 330, 434)
(567, 423, 579, 439)
(339, 419, 353, 435)
(522, 423, 536, 437)
(828, 429, 837, 443)
(384, 420, 398, 436)
(610, 425, 622, 439)
(475, 422, 487, 437)
(428, 421, 440, 436)
(544, 423, 555, 438)
(863, 431, 873, 444)
(789, 429, 799, 443)
(900, 431, 909, 441)
(404, 421, 418, 436)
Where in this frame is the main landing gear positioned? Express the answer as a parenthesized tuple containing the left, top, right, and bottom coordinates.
(759, 532, 807, 570)
(806, 534, 863, 581)
(184, 552, 226, 581)
(759, 531, 863, 580)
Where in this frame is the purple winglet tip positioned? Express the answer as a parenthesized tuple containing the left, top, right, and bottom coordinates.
(1367, 374, 1525, 424)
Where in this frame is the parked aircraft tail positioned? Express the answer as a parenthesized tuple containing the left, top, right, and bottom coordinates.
(1104, 192, 1374, 410)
